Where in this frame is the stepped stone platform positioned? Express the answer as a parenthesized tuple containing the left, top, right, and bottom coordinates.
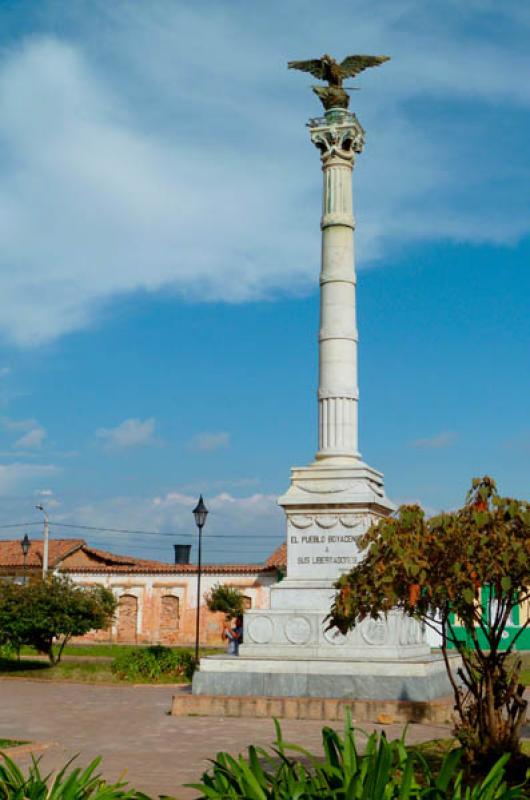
(172, 690, 454, 725)
(192, 652, 460, 702)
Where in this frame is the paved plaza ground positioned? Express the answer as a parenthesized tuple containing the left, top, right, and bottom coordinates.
(0, 679, 453, 799)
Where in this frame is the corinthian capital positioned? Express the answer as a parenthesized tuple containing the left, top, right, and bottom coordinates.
(308, 109, 365, 164)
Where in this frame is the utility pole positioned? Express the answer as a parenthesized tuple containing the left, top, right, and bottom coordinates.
(35, 504, 49, 578)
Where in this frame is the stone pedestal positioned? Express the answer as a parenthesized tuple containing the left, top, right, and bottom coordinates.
(192, 107, 452, 702)
(193, 653, 455, 702)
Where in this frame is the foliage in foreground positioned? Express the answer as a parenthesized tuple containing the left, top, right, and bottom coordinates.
(111, 645, 195, 681)
(189, 717, 530, 799)
(328, 477, 530, 768)
(205, 583, 245, 620)
(0, 753, 148, 800)
(0, 577, 116, 664)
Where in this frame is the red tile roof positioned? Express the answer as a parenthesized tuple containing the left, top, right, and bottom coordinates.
(64, 563, 271, 575)
(266, 542, 286, 568)
(0, 538, 85, 568)
(0, 538, 277, 575)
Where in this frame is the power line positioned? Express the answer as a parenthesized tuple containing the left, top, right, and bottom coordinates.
(0, 519, 284, 540)
(60, 537, 279, 554)
(50, 521, 282, 539)
(0, 522, 41, 529)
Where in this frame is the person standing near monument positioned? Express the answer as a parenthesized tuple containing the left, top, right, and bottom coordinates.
(223, 614, 243, 656)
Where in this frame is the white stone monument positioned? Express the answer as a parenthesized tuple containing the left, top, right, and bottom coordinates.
(194, 72, 454, 701)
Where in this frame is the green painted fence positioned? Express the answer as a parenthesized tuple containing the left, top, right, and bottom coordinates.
(448, 587, 530, 650)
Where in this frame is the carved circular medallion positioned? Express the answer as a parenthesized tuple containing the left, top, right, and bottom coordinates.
(246, 616, 273, 645)
(284, 616, 312, 645)
(315, 515, 338, 529)
(399, 616, 422, 646)
(339, 515, 362, 529)
(323, 626, 347, 646)
(360, 618, 387, 646)
(290, 515, 313, 529)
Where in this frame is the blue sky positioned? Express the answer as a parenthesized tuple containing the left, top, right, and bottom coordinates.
(0, 0, 528, 563)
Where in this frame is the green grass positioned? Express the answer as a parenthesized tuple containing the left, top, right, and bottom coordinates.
(0, 657, 122, 683)
(435, 650, 530, 686)
(0, 657, 179, 683)
(411, 738, 530, 768)
(0, 739, 27, 748)
(20, 643, 137, 659)
(506, 652, 530, 686)
(410, 738, 457, 771)
(0, 644, 223, 683)
(20, 643, 223, 659)
(518, 652, 530, 685)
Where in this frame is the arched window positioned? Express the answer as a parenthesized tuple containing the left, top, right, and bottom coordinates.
(117, 594, 138, 643)
(160, 595, 180, 644)
(242, 595, 252, 610)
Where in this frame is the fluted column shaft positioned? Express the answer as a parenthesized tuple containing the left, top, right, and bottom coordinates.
(310, 109, 364, 461)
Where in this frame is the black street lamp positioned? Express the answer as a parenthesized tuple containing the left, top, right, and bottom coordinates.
(20, 534, 31, 584)
(192, 495, 208, 664)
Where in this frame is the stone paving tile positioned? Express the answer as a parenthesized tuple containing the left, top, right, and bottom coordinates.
(0, 680, 452, 799)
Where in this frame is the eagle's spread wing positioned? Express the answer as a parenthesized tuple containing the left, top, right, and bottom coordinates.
(287, 59, 326, 80)
(340, 54, 390, 78)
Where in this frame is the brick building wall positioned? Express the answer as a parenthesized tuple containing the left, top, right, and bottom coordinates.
(72, 571, 275, 646)
(0, 538, 282, 647)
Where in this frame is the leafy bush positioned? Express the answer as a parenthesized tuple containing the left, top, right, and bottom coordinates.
(188, 714, 530, 799)
(0, 577, 116, 664)
(0, 753, 149, 800)
(0, 644, 17, 661)
(111, 645, 195, 682)
(329, 477, 530, 766)
(205, 584, 244, 620)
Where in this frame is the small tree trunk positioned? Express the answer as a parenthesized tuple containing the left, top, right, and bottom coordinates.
(55, 636, 70, 664)
(40, 638, 56, 664)
(484, 672, 498, 748)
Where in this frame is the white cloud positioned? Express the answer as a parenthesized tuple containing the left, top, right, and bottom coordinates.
(152, 489, 282, 544)
(0, 3, 528, 345)
(189, 431, 230, 452)
(0, 463, 59, 495)
(13, 425, 46, 449)
(410, 431, 458, 449)
(96, 417, 157, 449)
(1, 417, 38, 432)
(504, 433, 530, 452)
(33, 489, 61, 509)
(1, 417, 47, 449)
(40, 497, 61, 509)
(52, 488, 283, 563)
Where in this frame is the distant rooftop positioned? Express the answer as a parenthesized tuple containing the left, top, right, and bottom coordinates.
(0, 538, 283, 575)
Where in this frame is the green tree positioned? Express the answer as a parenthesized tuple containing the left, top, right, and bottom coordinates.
(0, 581, 26, 657)
(328, 477, 530, 769)
(205, 583, 245, 620)
(0, 576, 116, 664)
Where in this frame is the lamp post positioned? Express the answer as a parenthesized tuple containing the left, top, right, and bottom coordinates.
(20, 534, 31, 584)
(35, 504, 49, 579)
(192, 495, 208, 665)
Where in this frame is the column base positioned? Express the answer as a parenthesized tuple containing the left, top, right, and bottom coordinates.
(242, 607, 428, 660)
(192, 652, 459, 702)
(314, 450, 361, 462)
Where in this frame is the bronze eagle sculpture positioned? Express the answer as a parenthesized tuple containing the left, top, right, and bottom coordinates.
(288, 53, 390, 110)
